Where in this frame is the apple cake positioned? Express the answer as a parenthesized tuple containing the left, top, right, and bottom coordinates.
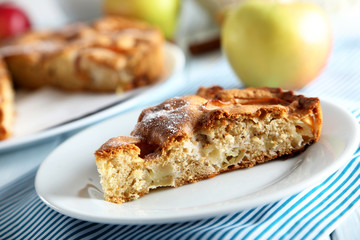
(95, 86, 322, 203)
(0, 56, 14, 140)
(0, 16, 164, 92)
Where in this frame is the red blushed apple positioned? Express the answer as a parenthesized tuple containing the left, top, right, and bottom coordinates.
(221, 0, 332, 90)
(0, 3, 31, 40)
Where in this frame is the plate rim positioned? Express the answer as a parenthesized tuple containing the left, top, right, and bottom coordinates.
(35, 98, 360, 225)
(0, 42, 185, 153)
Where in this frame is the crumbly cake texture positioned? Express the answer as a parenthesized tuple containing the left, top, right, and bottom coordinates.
(95, 86, 322, 204)
(0, 57, 14, 140)
(0, 16, 164, 92)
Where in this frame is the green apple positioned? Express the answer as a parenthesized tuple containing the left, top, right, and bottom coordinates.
(222, 0, 332, 89)
(103, 0, 180, 39)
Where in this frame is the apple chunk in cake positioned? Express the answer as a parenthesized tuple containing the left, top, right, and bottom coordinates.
(95, 86, 322, 203)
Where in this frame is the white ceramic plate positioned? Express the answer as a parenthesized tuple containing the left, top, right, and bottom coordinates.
(0, 43, 185, 152)
(35, 99, 360, 224)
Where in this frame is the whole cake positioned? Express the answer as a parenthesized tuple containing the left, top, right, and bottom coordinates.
(0, 16, 164, 92)
(95, 86, 322, 203)
(0, 56, 14, 140)
(0, 16, 164, 140)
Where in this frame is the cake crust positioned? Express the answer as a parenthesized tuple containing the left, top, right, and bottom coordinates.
(96, 86, 322, 158)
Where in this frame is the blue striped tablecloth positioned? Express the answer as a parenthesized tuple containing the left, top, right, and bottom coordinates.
(1, 31, 360, 240)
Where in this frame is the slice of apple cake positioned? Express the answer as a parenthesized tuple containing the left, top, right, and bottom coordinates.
(95, 86, 322, 203)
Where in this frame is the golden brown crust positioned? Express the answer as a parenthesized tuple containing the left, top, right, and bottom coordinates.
(137, 86, 320, 150)
(96, 86, 322, 159)
(196, 86, 322, 141)
(196, 86, 320, 116)
(132, 95, 207, 148)
(95, 136, 141, 158)
(0, 56, 14, 140)
(0, 16, 164, 92)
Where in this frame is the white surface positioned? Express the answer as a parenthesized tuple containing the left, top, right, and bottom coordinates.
(332, 208, 360, 240)
(0, 43, 185, 152)
(35, 98, 360, 224)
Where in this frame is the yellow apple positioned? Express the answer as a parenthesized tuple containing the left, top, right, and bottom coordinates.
(103, 0, 180, 39)
(221, 0, 332, 89)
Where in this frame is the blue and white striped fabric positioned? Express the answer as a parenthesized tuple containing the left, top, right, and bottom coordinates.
(0, 136, 359, 240)
(1, 25, 360, 240)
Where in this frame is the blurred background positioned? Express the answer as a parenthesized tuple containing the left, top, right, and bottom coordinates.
(2, 0, 360, 78)
(3, 0, 360, 92)
(3, 0, 360, 37)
